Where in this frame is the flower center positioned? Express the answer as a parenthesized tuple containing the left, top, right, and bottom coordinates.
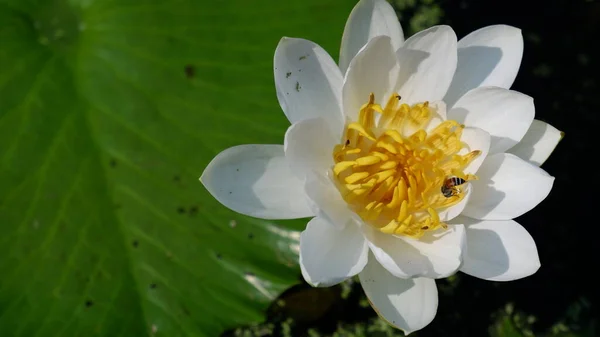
(332, 93, 481, 238)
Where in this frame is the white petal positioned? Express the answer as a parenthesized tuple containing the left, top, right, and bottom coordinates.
(449, 86, 534, 154)
(444, 25, 524, 107)
(284, 118, 337, 178)
(343, 35, 399, 121)
(460, 126, 491, 174)
(400, 224, 466, 276)
(463, 153, 554, 220)
(364, 225, 465, 279)
(457, 216, 540, 281)
(304, 171, 354, 229)
(200, 144, 313, 219)
(339, 0, 404, 75)
(274, 37, 344, 136)
(507, 119, 563, 166)
(438, 185, 471, 222)
(300, 217, 368, 287)
(395, 25, 457, 104)
(360, 257, 438, 334)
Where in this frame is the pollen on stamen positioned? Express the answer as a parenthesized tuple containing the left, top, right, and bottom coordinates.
(332, 93, 481, 238)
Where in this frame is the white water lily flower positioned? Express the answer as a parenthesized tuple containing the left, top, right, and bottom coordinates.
(200, 0, 561, 333)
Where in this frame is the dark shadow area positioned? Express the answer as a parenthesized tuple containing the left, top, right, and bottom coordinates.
(444, 46, 503, 107)
(461, 227, 510, 280)
(395, 47, 430, 83)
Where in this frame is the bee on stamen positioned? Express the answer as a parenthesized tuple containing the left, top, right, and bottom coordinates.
(441, 176, 467, 198)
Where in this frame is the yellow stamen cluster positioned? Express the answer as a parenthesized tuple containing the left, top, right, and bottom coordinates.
(332, 93, 481, 238)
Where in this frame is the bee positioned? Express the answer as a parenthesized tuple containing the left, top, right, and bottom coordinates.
(441, 176, 467, 198)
